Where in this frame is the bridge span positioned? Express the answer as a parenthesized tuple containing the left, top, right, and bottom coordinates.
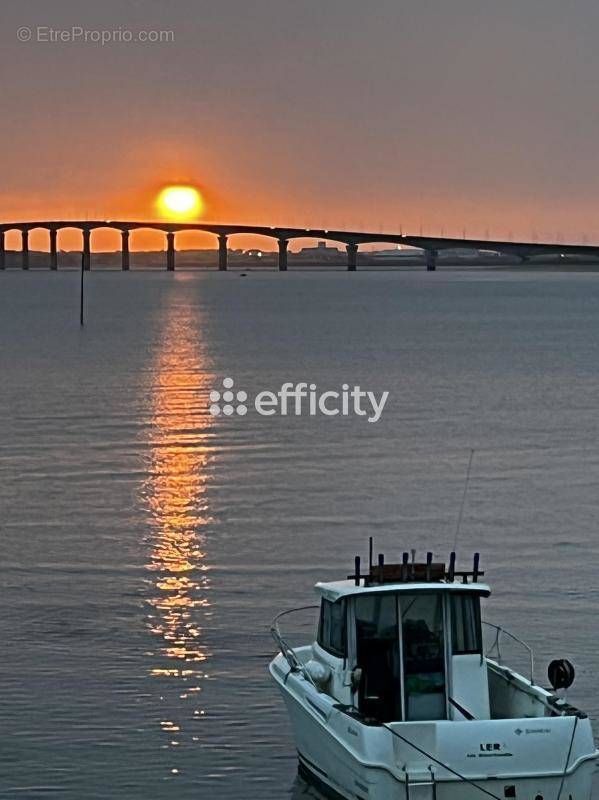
(2, 220, 599, 271)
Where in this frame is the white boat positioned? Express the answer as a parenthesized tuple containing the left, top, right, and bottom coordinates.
(270, 548, 598, 800)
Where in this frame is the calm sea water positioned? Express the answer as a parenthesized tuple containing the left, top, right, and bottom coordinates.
(0, 269, 598, 799)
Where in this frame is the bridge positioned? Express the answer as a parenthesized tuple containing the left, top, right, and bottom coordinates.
(2, 220, 599, 271)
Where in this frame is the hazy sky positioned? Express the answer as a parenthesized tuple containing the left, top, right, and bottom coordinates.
(3, 0, 599, 249)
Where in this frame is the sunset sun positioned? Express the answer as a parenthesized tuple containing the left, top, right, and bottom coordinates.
(157, 185, 203, 221)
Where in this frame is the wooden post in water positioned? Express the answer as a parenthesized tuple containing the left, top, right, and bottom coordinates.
(80, 251, 85, 326)
(82, 228, 91, 271)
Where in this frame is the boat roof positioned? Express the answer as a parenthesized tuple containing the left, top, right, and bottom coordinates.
(315, 579, 491, 603)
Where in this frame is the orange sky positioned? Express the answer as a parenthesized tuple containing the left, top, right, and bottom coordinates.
(5, 170, 598, 253)
(3, 124, 598, 252)
(2, 127, 598, 252)
(4, 1, 599, 251)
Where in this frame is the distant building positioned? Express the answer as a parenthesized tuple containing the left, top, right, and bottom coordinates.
(439, 248, 480, 259)
(296, 241, 342, 261)
(371, 246, 424, 261)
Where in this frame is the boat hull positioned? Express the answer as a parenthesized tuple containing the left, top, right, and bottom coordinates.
(297, 752, 596, 800)
(271, 655, 598, 800)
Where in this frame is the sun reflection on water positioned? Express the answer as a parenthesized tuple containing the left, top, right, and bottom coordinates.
(141, 301, 214, 758)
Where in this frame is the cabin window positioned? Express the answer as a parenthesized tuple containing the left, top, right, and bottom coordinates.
(450, 593, 482, 655)
(401, 593, 446, 720)
(354, 594, 402, 721)
(317, 599, 346, 657)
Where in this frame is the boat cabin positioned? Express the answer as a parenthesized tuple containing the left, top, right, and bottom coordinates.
(313, 552, 491, 723)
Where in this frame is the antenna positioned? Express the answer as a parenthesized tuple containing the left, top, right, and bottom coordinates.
(452, 449, 475, 551)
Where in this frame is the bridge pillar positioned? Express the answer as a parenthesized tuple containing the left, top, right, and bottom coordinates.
(49, 229, 58, 270)
(82, 228, 91, 271)
(218, 233, 228, 271)
(346, 242, 358, 271)
(22, 229, 29, 270)
(0, 231, 5, 270)
(426, 248, 438, 272)
(121, 230, 130, 271)
(278, 238, 288, 272)
(166, 232, 176, 271)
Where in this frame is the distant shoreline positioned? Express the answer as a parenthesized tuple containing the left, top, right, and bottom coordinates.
(3, 249, 599, 272)
(4, 263, 599, 273)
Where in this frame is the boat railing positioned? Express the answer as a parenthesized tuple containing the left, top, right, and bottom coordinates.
(270, 605, 320, 688)
(483, 621, 535, 686)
